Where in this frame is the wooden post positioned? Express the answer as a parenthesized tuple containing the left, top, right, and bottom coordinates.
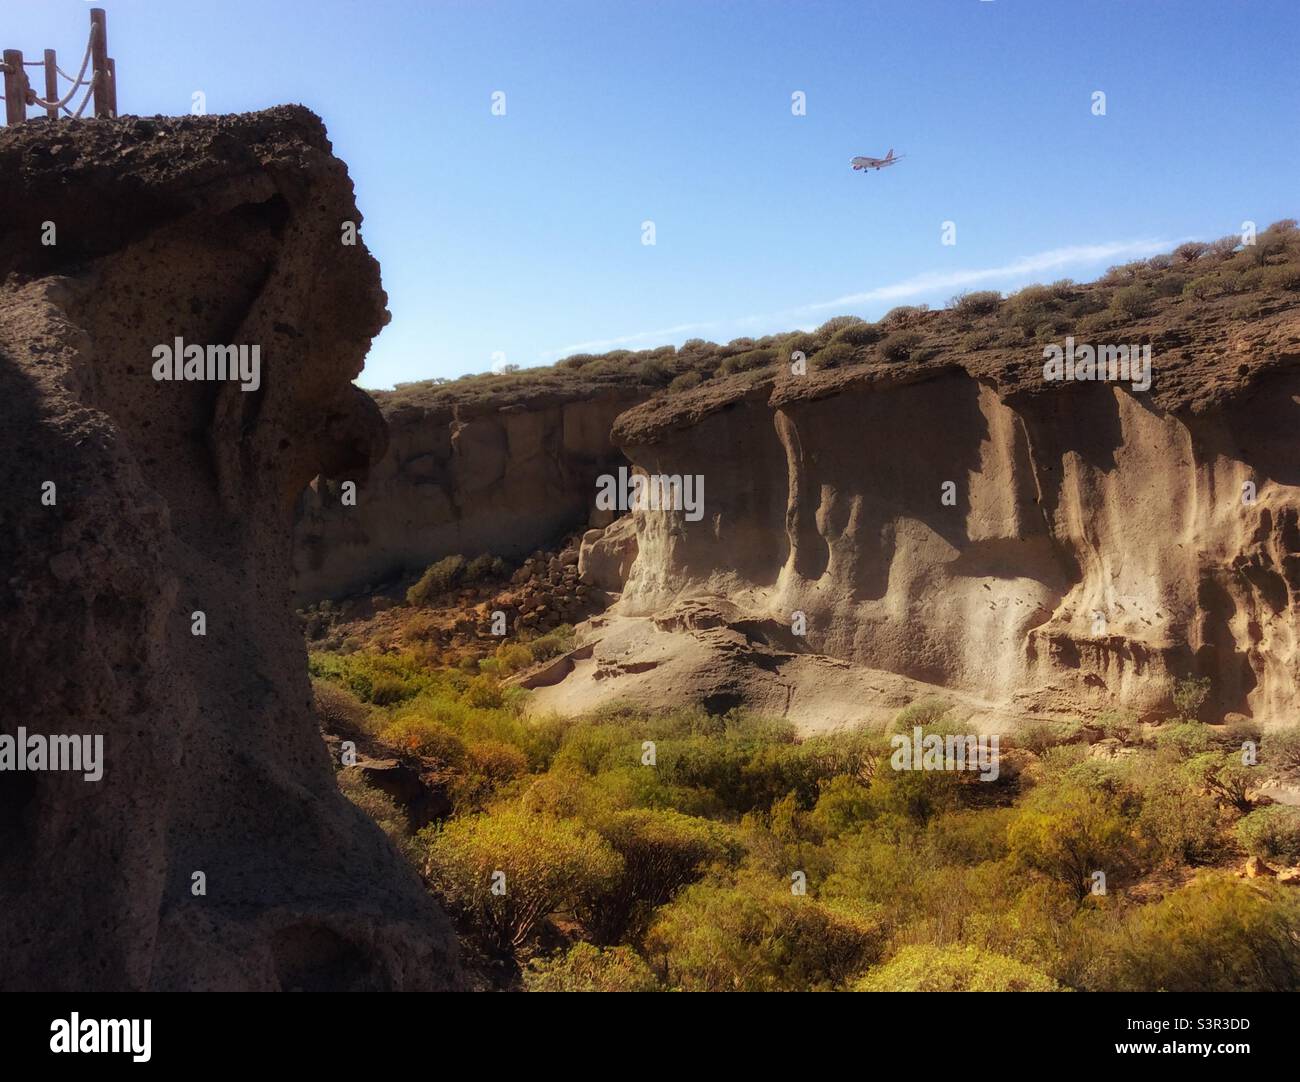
(107, 58, 117, 116)
(90, 8, 112, 118)
(44, 50, 59, 121)
(3, 50, 26, 126)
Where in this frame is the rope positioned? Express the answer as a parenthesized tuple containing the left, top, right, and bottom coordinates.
(5, 21, 102, 118)
(69, 75, 96, 119)
(28, 24, 97, 110)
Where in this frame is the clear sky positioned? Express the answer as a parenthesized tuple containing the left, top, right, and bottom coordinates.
(7, 1, 1298, 388)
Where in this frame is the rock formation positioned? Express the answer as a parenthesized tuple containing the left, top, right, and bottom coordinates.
(293, 386, 641, 601)
(530, 302, 1300, 730)
(0, 108, 460, 990)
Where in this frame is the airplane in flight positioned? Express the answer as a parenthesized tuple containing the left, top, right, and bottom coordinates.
(851, 149, 903, 172)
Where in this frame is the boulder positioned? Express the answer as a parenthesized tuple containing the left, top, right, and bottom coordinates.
(579, 517, 639, 592)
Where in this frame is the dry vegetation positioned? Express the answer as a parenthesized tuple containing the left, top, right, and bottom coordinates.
(313, 594, 1300, 993)
(376, 221, 1300, 411)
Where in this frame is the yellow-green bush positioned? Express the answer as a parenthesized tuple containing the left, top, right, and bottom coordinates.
(418, 808, 623, 951)
(524, 943, 659, 992)
(1236, 806, 1300, 865)
(1096, 875, 1300, 991)
(646, 874, 881, 991)
(407, 555, 466, 605)
(1008, 778, 1141, 901)
(580, 807, 741, 943)
(856, 944, 1060, 992)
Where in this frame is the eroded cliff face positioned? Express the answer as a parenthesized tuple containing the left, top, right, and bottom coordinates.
(293, 389, 641, 601)
(601, 309, 1300, 728)
(0, 108, 459, 990)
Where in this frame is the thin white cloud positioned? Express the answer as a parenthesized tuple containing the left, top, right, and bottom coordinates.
(804, 238, 1174, 312)
(539, 321, 717, 360)
(538, 236, 1177, 361)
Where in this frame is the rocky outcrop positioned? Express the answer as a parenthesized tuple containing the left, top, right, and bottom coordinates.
(293, 388, 641, 601)
(0, 108, 459, 990)
(577, 303, 1300, 728)
(578, 517, 639, 592)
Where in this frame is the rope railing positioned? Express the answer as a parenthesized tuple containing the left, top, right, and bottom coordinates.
(2, 8, 117, 126)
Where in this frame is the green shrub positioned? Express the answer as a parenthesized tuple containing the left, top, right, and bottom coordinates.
(1003, 286, 1061, 337)
(1099, 875, 1300, 991)
(1136, 768, 1223, 866)
(524, 943, 659, 991)
(558, 353, 597, 369)
(668, 370, 702, 393)
(1236, 806, 1300, 864)
(494, 643, 534, 672)
(960, 329, 997, 351)
(809, 775, 876, 838)
(811, 341, 858, 369)
(815, 316, 866, 338)
(646, 876, 881, 990)
(1095, 710, 1138, 745)
(464, 553, 506, 582)
(1008, 778, 1140, 901)
(418, 808, 623, 952)
(879, 330, 924, 362)
(524, 627, 573, 663)
(1101, 261, 1148, 285)
(580, 808, 740, 943)
(1075, 310, 1114, 336)
(407, 555, 467, 605)
(1015, 719, 1085, 756)
(880, 305, 928, 327)
(718, 347, 776, 376)
(950, 290, 1002, 318)
(1152, 272, 1189, 297)
(370, 675, 413, 706)
(856, 944, 1060, 992)
(1213, 269, 1247, 295)
(1182, 275, 1220, 300)
(452, 739, 530, 809)
(1110, 284, 1154, 319)
(637, 357, 671, 383)
(381, 715, 467, 764)
(310, 649, 434, 705)
(1172, 676, 1211, 720)
(1185, 751, 1256, 813)
(1172, 241, 1210, 264)
(312, 678, 371, 734)
(464, 674, 505, 709)
(831, 322, 884, 347)
(928, 807, 1017, 866)
(1263, 726, 1300, 773)
(338, 769, 409, 845)
(775, 332, 820, 363)
(1261, 264, 1300, 292)
(891, 697, 955, 732)
(1152, 721, 1211, 758)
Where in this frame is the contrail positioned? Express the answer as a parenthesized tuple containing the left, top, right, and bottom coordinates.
(538, 235, 1178, 361)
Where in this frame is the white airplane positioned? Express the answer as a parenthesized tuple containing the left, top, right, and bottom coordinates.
(851, 148, 902, 172)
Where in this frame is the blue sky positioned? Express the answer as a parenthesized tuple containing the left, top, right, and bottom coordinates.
(8, 1, 1298, 388)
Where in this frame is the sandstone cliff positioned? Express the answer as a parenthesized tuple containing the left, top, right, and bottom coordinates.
(293, 384, 641, 601)
(0, 108, 459, 990)
(532, 289, 1300, 730)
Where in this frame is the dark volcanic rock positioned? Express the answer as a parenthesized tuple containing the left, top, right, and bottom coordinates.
(0, 107, 460, 990)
